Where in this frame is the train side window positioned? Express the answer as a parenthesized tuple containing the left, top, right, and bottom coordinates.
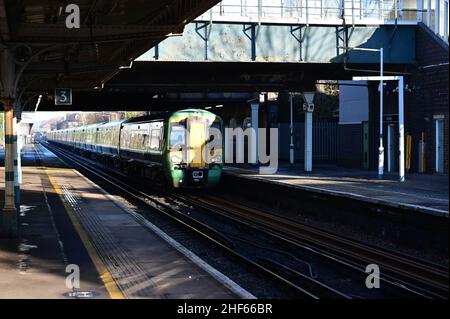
(125, 127, 131, 148)
(150, 129, 160, 150)
(120, 127, 128, 148)
(142, 134, 149, 147)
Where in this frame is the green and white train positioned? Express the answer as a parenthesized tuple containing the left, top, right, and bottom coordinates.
(46, 109, 224, 188)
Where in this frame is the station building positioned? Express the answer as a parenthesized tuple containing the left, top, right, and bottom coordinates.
(132, 0, 449, 176)
(338, 23, 448, 174)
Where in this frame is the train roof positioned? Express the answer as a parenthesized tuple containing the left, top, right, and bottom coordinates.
(49, 109, 221, 132)
(122, 109, 221, 124)
(100, 120, 126, 128)
(77, 123, 105, 130)
(122, 112, 171, 124)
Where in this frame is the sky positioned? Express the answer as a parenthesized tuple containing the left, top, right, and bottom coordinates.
(23, 111, 68, 122)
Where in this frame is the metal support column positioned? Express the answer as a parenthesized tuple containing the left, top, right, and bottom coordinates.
(378, 48, 384, 179)
(17, 123, 22, 184)
(302, 92, 315, 172)
(417, 0, 424, 21)
(435, 0, 440, 34)
(444, 0, 449, 40)
(1, 47, 18, 236)
(304, 111, 313, 171)
(251, 101, 259, 163)
(1, 99, 17, 236)
(398, 76, 405, 182)
(13, 116, 20, 205)
(289, 94, 294, 165)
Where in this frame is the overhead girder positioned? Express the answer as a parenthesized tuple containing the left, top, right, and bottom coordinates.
(0, 0, 221, 100)
(18, 58, 413, 112)
(105, 61, 411, 91)
(12, 24, 185, 44)
(34, 91, 253, 112)
(24, 62, 122, 74)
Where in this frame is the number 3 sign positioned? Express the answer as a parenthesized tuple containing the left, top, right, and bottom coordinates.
(55, 88, 72, 106)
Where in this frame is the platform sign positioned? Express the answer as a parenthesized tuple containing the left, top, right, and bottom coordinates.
(55, 88, 72, 106)
(383, 114, 399, 123)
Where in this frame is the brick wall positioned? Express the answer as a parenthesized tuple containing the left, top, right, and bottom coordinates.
(366, 24, 448, 174)
(408, 23, 449, 174)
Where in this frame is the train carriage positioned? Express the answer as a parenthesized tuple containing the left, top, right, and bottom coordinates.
(46, 109, 224, 188)
(165, 109, 223, 188)
(86, 124, 101, 153)
(119, 117, 164, 166)
(97, 120, 124, 156)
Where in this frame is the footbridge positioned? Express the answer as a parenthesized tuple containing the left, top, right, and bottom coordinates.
(33, 0, 449, 111)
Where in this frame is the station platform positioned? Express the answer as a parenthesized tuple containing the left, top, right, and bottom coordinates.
(224, 164, 449, 217)
(0, 145, 251, 299)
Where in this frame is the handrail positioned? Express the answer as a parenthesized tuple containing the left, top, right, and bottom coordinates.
(195, 0, 448, 43)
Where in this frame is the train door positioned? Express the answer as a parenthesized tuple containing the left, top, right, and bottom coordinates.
(435, 118, 444, 173)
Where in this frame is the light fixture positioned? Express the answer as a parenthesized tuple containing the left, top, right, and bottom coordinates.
(171, 155, 182, 164)
(34, 95, 43, 112)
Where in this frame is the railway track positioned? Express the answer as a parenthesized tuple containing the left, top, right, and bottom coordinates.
(178, 193, 449, 298)
(43, 142, 449, 299)
(43, 142, 349, 299)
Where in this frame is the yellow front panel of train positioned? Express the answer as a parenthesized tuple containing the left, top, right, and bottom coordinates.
(188, 121, 206, 168)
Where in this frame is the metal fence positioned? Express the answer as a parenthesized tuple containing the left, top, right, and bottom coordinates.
(197, 0, 449, 42)
(199, 0, 410, 22)
(313, 121, 338, 161)
(279, 121, 338, 162)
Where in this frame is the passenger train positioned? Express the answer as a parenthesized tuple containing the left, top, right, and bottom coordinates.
(46, 109, 224, 188)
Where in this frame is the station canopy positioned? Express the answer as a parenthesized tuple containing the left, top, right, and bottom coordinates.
(0, 0, 220, 108)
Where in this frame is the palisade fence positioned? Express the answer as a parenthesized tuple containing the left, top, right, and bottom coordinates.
(278, 121, 338, 162)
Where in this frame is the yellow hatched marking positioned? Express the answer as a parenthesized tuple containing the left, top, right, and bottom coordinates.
(45, 169, 125, 299)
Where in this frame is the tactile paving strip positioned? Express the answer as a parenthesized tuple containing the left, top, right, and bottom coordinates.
(60, 184, 165, 298)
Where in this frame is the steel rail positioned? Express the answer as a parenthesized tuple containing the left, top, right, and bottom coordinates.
(44, 142, 448, 298)
(180, 193, 449, 298)
(43, 142, 349, 299)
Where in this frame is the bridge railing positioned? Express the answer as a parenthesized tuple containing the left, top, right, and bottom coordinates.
(196, 0, 448, 42)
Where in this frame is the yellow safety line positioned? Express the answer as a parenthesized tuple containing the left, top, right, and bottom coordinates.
(45, 168, 125, 299)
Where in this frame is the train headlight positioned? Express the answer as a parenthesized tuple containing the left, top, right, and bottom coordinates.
(210, 155, 222, 163)
(171, 155, 182, 164)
